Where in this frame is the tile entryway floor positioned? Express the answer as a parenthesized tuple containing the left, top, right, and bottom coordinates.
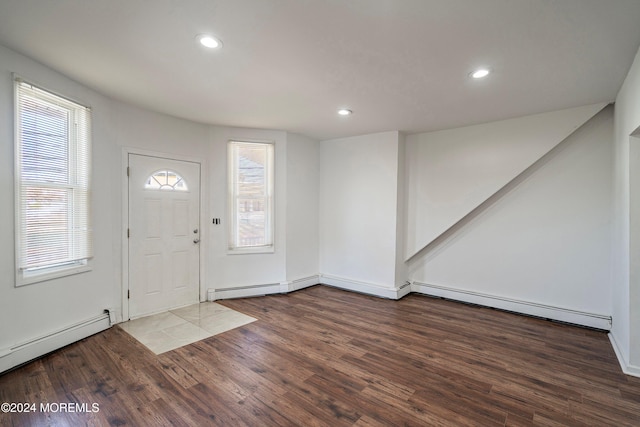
(119, 302, 257, 354)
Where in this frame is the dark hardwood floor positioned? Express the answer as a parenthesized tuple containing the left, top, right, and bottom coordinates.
(2, 285, 640, 426)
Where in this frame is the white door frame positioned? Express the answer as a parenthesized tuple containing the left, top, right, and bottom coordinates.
(121, 147, 206, 322)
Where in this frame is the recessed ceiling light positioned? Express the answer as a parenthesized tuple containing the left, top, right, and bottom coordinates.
(337, 109, 352, 116)
(197, 34, 222, 49)
(470, 68, 491, 79)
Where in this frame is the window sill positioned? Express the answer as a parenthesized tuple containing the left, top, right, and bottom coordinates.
(227, 246, 275, 255)
(16, 264, 92, 287)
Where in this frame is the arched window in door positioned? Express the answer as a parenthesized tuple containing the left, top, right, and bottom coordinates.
(144, 170, 188, 191)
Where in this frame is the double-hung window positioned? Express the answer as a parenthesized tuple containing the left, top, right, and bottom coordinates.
(15, 78, 92, 285)
(228, 141, 274, 253)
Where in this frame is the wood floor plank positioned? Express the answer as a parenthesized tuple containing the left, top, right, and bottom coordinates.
(136, 397, 192, 427)
(2, 285, 640, 426)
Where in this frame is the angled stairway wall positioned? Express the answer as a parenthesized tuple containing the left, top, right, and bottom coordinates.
(405, 103, 607, 260)
(405, 105, 614, 327)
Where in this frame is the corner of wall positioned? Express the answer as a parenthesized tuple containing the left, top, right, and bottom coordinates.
(609, 332, 640, 378)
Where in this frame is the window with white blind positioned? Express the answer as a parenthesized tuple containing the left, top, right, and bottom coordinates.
(228, 141, 274, 253)
(15, 78, 92, 285)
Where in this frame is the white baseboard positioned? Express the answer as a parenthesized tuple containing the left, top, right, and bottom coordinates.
(208, 275, 320, 301)
(609, 332, 640, 378)
(411, 281, 612, 331)
(208, 274, 404, 301)
(209, 283, 281, 300)
(207, 276, 613, 329)
(319, 274, 407, 300)
(397, 281, 412, 299)
(0, 312, 111, 374)
(210, 274, 406, 301)
(283, 275, 321, 293)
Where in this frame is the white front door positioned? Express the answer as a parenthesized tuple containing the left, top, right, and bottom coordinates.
(128, 154, 201, 319)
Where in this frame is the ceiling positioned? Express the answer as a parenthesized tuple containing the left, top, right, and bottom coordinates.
(1, 0, 640, 141)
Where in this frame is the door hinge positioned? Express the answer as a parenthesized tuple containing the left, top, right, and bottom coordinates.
(126, 166, 130, 177)
(127, 228, 130, 238)
(127, 290, 130, 299)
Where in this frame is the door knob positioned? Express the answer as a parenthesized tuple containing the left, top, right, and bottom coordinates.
(193, 238, 200, 244)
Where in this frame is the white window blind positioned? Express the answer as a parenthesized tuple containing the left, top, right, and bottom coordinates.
(15, 79, 92, 283)
(228, 141, 274, 252)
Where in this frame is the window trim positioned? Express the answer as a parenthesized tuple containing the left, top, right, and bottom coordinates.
(227, 140, 275, 254)
(14, 76, 92, 286)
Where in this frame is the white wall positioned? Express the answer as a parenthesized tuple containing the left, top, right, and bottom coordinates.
(395, 133, 408, 288)
(613, 44, 640, 372)
(0, 43, 303, 371)
(0, 43, 216, 356)
(208, 126, 288, 289)
(113, 101, 210, 158)
(408, 107, 613, 322)
(286, 133, 319, 282)
(0, 45, 119, 351)
(113, 99, 211, 308)
(629, 135, 640, 368)
(319, 131, 404, 291)
(404, 104, 606, 260)
(0, 38, 633, 374)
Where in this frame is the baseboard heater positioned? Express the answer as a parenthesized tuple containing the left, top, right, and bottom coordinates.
(209, 283, 281, 301)
(209, 275, 320, 301)
(412, 281, 612, 331)
(0, 311, 111, 374)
